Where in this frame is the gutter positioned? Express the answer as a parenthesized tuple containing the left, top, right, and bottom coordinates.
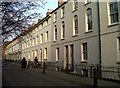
(97, 0, 102, 77)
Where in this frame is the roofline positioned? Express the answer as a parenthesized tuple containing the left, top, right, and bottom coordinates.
(51, 1, 68, 14)
(6, 1, 68, 45)
(8, 15, 51, 45)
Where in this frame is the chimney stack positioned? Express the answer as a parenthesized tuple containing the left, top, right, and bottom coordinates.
(46, 9, 51, 16)
(58, 0, 65, 6)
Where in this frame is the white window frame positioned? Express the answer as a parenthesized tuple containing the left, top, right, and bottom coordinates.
(81, 43, 88, 62)
(85, 8, 92, 32)
(38, 25, 41, 30)
(73, 15, 78, 36)
(73, 0, 78, 10)
(108, 1, 119, 25)
(45, 31, 48, 42)
(61, 21, 65, 39)
(40, 34, 43, 43)
(117, 37, 120, 62)
(32, 50, 34, 60)
(56, 48, 59, 62)
(54, 25, 57, 41)
(35, 50, 38, 57)
(44, 48, 47, 60)
(54, 12, 57, 22)
(61, 6, 65, 18)
(85, 0, 91, 4)
(36, 36, 38, 45)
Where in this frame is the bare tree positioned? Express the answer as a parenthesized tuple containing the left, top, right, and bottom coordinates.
(0, 0, 46, 43)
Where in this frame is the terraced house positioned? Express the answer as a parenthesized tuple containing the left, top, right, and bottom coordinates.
(21, 13, 52, 63)
(5, 0, 120, 73)
(5, 36, 22, 61)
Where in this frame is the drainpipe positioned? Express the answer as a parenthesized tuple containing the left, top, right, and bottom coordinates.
(97, 0, 102, 77)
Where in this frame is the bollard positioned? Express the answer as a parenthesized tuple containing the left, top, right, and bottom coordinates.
(43, 67, 45, 74)
(90, 66, 93, 78)
(93, 68, 98, 87)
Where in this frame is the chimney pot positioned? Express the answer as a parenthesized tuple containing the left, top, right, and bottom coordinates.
(58, 0, 65, 6)
(46, 9, 51, 16)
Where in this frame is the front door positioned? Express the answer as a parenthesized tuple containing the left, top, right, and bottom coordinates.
(40, 49, 42, 63)
(70, 44, 74, 70)
(65, 46, 68, 70)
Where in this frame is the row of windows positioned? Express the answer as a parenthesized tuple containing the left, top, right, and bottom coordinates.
(32, 20, 49, 34)
(55, 37, 120, 62)
(8, 44, 20, 53)
(23, 48, 48, 60)
(22, 31, 48, 49)
(55, 43, 88, 62)
(54, 21, 65, 41)
(53, 10, 92, 41)
(54, 1, 119, 24)
(53, 1, 119, 41)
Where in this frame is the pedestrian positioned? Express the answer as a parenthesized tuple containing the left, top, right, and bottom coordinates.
(43, 62, 46, 74)
(21, 57, 27, 69)
(34, 57, 38, 67)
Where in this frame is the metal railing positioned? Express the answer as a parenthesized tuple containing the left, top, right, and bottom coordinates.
(47, 63, 120, 81)
(73, 64, 120, 81)
(5, 59, 120, 81)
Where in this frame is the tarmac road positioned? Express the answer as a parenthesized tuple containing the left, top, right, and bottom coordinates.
(2, 62, 83, 87)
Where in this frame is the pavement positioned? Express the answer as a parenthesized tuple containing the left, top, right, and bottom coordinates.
(2, 62, 120, 88)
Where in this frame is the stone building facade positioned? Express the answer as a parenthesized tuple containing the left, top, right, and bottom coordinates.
(5, 0, 120, 69)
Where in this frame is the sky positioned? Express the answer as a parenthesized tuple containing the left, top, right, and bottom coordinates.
(29, 0, 58, 23)
(41, 1, 58, 17)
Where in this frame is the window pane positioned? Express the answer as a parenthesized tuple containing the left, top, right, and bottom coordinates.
(110, 4, 114, 13)
(74, 15, 78, 34)
(110, 14, 114, 23)
(82, 43, 88, 61)
(87, 8, 92, 31)
(55, 29, 57, 40)
(74, 0, 78, 9)
(109, 2, 118, 23)
(114, 2, 118, 12)
(115, 12, 118, 22)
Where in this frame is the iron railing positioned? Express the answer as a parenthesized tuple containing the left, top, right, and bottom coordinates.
(47, 62, 120, 81)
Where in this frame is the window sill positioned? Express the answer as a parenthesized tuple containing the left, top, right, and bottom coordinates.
(80, 60, 88, 63)
(84, 2, 91, 6)
(72, 8, 78, 13)
(72, 34, 78, 37)
(61, 38, 65, 40)
(61, 16, 64, 19)
(108, 22, 119, 27)
(44, 58, 48, 61)
(53, 21, 57, 23)
(85, 30, 93, 34)
(116, 60, 120, 64)
(53, 40, 57, 42)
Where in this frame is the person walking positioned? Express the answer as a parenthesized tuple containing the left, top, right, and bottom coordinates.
(43, 62, 46, 74)
(21, 57, 27, 69)
(34, 57, 38, 67)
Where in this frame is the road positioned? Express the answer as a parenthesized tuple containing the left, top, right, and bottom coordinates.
(2, 62, 120, 88)
(2, 62, 85, 87)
